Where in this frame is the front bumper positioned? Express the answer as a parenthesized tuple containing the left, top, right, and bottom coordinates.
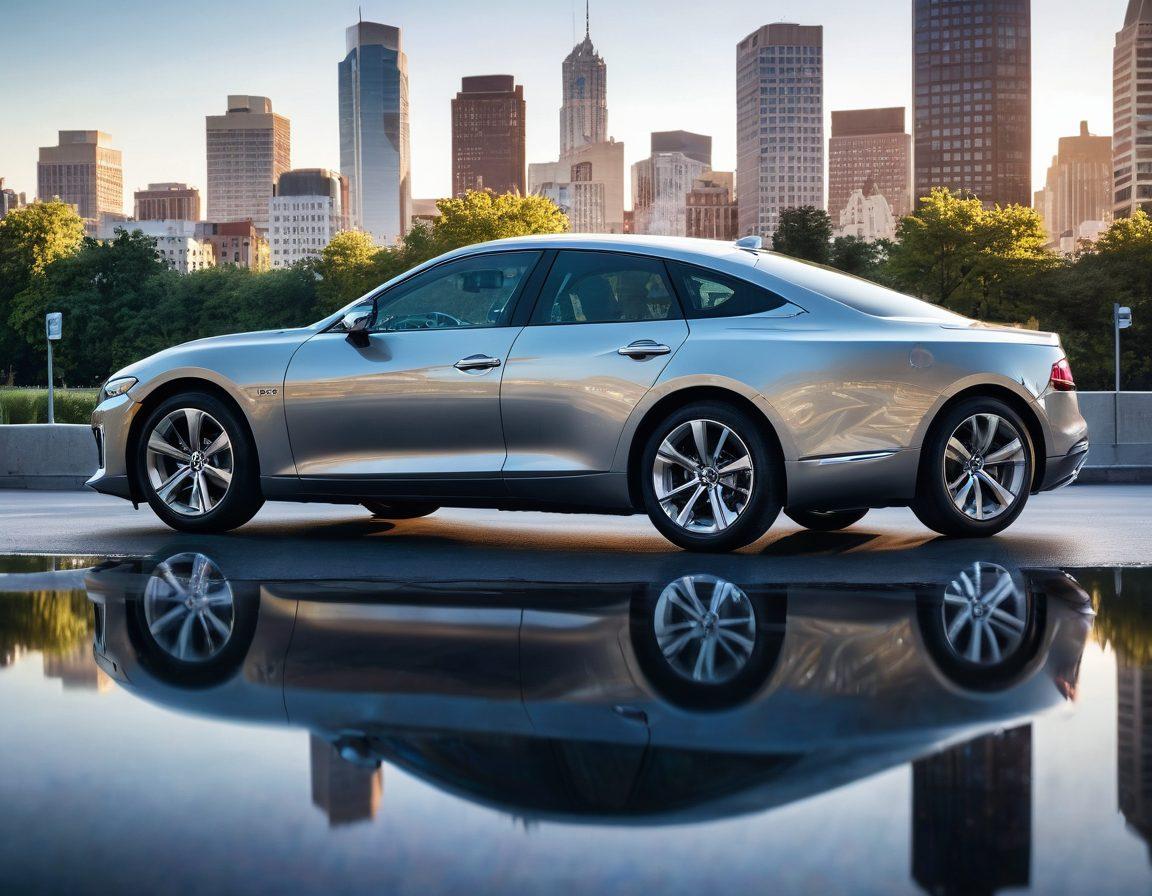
(85, 392, 140, 501)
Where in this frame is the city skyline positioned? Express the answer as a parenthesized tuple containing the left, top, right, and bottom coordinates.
(0, 0, 1126, 213)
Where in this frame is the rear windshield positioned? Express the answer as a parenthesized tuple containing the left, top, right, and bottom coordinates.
(755, 253, 968, 322)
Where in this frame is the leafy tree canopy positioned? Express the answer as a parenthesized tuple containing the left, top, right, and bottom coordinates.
(771, 206, 833, 264)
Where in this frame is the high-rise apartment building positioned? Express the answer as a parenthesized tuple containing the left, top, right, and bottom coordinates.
(339, 21, 412, 246)
(913, 0, 1031, 208)
(1035, 121, 1112, 245)
(37, 130, 123, 227)
(828, 107, 911, 222)
(631, 131, 712, 236)
(269, 168, 349, 268)
(197, 220, 269, 271)
(451, 75, 526, 196)
(560, 8, 607, 156)
(134, 182, 201, 221)
(736, 24, 824, 239)
(205, 96, 290, 231)
(685, 173, 738, 241)
(1114, 0, 1152, 218)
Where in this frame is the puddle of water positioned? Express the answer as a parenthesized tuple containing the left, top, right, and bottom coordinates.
(1, 552, 1150, 894)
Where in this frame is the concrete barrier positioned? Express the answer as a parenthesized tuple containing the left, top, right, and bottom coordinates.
(0, 393, 1149, 490)
(0, 424, 96, 490)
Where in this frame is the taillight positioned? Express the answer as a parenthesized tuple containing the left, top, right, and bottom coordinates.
(1050, 358, 1076, 392)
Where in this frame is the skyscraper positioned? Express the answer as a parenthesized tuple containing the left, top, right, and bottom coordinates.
(685, 173, 738, 241)
(913, 0, 1031, 208)
(451, 75, 526, 196)
(631, 131, 712, 236)
(339, 21, 412, 246)
(828, 107, 911, 222)
(736, 23, 824, 239)
(1114, 0, 1152, 219)
(1035, 121, 1112, 246)
(36, 130, 123, 228)
(560, 3, 607, 156)
(0, 178, 26, 219)
(134, 183, 201, 221)
(205, 96, 290, 231)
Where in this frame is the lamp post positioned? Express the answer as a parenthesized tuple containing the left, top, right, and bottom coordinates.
(45, 312, 62, 424)
(1114, 304, 1132, 449)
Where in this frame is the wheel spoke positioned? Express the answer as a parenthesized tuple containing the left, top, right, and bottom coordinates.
(988, 606, 1026, 631)
(657, 479, 699, 502)
(661, 629, 699, 659)
(951, 476, 974, 513)
(971, 476, 985, 520)
(147, 432, 190, 462)
(985, 438, 1023, 466)
(712, 427, 731, 464)
(184, 409, 204, 450)
(197, 472, 215, 511)
(658, 444, 699, 473)
(675, 485, 706, 526)
(977, 415, 999, 454)
(965, 619, 985, 662)
(202, 431, 230, 458)
(175, 612, 196, 659)
(716, 628, 755, 652)
(946, 436, 971, 464)
(155, 466, 192, 504)
(976, 470, 1016, 508)
(149, 604, 187, 635)
(708, 488, 733, 530)
(717, 455, 752, 477)
(690, 420, 710, 467)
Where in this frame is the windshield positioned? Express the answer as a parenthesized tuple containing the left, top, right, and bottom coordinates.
(756, 253, 969, 322)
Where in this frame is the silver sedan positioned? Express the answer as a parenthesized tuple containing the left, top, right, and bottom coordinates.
(88, 234, 1090, 551)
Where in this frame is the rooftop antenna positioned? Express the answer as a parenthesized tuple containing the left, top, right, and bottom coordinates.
(586, 0, 590, 38)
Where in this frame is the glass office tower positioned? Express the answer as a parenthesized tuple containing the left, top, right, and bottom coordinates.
(339, 21, 411, 246)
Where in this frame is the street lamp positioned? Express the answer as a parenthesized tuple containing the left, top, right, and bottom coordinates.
(45, 312, 62, 424)
(1114, 303, 1132, 392)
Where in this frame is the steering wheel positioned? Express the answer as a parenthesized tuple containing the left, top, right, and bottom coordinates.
(382, 311, 469, 331)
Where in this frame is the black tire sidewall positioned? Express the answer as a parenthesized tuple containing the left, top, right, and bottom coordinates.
(135, 392, 262, 532)
(640, 401, 782, 552)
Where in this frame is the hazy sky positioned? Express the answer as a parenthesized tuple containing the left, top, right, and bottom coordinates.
(0, 0, 1129, 210)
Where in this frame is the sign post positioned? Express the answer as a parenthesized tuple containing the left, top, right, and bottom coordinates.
(45, 312, 62, 424)
(1114, 304, 1132, 447)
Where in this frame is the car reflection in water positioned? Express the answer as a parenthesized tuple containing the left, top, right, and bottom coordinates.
(85, 553, 1093, 825)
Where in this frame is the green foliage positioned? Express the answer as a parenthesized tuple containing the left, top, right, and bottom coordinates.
(0, 388, 99, 424)
(0, 591, 93, 659)
(772, 206, 833, 264)
(828, 236, 891, 278)
(1083, 567, 1152, 667)
(430, 190, 568, 252)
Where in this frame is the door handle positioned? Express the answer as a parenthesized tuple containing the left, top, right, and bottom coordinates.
(454, 354, 502, 371)
(618, 340, 671, 358)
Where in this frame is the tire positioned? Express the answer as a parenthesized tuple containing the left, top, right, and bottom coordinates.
(784, 507, 869, 531)
(362, 501, 440, 520)
(135, 391, 264, 533)
(911, 396, 1034, 538)
(639, 401, 782, 552)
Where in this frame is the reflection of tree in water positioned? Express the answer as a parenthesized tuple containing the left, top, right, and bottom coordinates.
(1083, 568, 1152, 666)
(0, 557, 96, 666)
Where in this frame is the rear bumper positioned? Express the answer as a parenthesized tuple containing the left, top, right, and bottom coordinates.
(1038, 440, 1090, 492)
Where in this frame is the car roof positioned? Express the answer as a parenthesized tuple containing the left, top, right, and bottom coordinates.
(445, 233, 759, 268)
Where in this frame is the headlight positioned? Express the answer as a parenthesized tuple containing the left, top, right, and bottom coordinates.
(102, 376, 137, 398)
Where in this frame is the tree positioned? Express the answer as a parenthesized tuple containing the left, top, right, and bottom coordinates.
(0, 200, 85, 383)
(884, 187, 1056, 320)
(828, 236, 890, 278)
(772, 206, 833, 264)
(430, 190, 568, 253)
(315, 230, 384, 311)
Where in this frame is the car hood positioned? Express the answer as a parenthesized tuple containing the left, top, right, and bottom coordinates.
(108, 326, 316, 384)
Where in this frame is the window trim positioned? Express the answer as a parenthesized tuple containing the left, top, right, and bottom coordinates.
(523, 248, 686, 327)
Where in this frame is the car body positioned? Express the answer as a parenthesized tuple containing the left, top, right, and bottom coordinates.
(88, 234, 1090, 549)
(84, 551, 1092, 824)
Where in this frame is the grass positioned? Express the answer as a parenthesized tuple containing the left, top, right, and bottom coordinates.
(0, 388, 101, 425)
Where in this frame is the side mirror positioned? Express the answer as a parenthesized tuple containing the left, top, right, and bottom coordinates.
(345, 313, 371, 348)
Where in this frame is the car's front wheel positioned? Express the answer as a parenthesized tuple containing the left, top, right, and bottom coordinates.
(640, 401, 782, 552)
(135, 392, 264, 533)
(911, 397, 1034, 537)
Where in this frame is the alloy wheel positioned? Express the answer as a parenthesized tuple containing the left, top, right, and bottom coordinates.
(145, 408, 233, 516)
(653, 419, 754, 534)
(942, 413, 1027, 521)
(939, 562, 1028, 665)
(653, 574, 756, 683)
(143, 552, 235, 663)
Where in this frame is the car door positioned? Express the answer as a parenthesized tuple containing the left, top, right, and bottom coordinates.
(283, 250, 543, 485)
(500, 250, 690, 488)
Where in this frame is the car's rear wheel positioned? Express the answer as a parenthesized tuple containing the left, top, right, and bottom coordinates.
(362, 501, 440, 520)
(911, 397, 1034, 537)
(639, 401, 782, 552)
(784, 508, 869, 531)
(136, 392, 264, 533)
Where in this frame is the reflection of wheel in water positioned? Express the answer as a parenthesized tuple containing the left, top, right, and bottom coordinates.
(632, 574, 786, 710)
(128, 550, 258, 687)
(917, 561, 1045, 691)
(654, 575, 757, 684)
(144, 552, 235, 662)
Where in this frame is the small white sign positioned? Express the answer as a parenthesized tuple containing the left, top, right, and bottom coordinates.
(1116, 306, 1133, 330)
(45, 312, 63, 340)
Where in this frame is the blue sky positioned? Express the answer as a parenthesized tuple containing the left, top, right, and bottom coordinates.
(0, 0, 1128, 208)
